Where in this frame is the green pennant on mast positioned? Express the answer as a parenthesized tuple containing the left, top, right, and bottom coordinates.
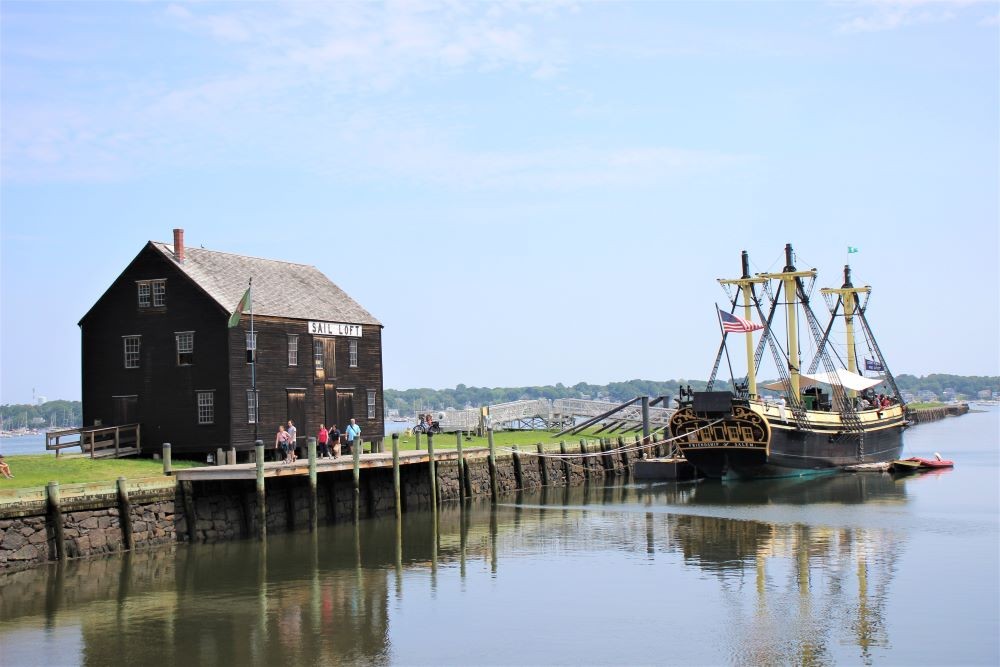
(227, 286, 251, 328)
(848, 246, 859, 254)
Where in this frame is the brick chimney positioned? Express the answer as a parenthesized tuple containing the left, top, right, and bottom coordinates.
(173, 228, 185, 263)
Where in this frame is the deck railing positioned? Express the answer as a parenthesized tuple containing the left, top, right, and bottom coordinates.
(45, 424, 141, 458)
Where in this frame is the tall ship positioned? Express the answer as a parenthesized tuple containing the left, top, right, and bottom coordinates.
(669, 244, 907, 479)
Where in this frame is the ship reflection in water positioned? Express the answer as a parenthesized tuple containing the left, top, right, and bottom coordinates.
(2, 467, 990, 666)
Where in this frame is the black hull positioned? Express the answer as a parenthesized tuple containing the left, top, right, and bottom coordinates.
(670, 401, 906, 480)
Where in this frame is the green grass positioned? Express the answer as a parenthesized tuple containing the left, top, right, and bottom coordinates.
(906, 402, 949, 410)
(388, 428, 629, 452)
(0, 454, 200, 490)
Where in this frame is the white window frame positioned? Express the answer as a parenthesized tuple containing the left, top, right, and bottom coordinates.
(349, 339, 358, 368)
(176, 331, 194, 366)
(288, 335, 299, 366)
(247, 390, 259, 424)
(367, 390, 377, 419)
(246, 332, 257, 364)
(152, 280, 166, 307)
(197, 391, 215, 425)
(123, 336, 141, 369)
(137, 282, 151, 308)
(314, 338, 324, 378)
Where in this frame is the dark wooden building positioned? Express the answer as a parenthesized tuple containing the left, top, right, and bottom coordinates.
(80, 229, 384, 457)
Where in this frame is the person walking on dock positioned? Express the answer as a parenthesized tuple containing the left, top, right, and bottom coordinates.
(317, 424, 330, 458)
(275, 425, 290, 463)
(329, 424, 342, 458)
(287, 420, 298, 463)
(345, 419, 361, 455)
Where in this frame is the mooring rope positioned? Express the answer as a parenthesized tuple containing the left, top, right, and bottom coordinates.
(494, 418, 725, 460)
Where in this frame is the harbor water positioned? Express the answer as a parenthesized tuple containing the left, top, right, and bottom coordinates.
(1, 407, 997, 665)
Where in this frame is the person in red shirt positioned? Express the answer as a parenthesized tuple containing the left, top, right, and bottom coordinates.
(317, 424, 330, 458)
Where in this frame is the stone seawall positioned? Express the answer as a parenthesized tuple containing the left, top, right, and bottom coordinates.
(908, 403, 970, 425)
(1, 438, 650, 572)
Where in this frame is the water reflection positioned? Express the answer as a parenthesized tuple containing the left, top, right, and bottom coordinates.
(0, 473, 932, 665)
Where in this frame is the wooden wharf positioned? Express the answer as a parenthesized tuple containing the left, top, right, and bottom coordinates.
(174, 447, 490, 482)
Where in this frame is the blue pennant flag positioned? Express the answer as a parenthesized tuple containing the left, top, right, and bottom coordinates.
(865, 358, 884, 372)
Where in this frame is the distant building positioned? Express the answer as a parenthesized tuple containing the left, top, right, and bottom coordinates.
(79, 229, 384, 457)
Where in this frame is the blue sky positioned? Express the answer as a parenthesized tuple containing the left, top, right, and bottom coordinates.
(1, 1, 997, 404)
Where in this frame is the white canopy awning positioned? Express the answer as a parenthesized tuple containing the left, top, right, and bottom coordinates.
(761, 368, 884, 392)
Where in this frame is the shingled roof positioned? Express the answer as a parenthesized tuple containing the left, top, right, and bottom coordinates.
(150, 241, 382, 326)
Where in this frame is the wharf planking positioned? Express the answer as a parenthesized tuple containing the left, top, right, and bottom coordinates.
(174, 447, 490, 482)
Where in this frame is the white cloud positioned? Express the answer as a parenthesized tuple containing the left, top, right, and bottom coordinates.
(835, 0, 990, 33)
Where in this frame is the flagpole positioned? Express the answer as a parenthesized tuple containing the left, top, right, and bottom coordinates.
(249, 277, 257, 444)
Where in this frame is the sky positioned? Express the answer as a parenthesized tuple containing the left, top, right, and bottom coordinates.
(1, 1, 998, 405)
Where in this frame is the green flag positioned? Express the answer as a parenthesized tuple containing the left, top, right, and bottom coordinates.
(848, 246, 859, 254)
(227, 287, 251, 328)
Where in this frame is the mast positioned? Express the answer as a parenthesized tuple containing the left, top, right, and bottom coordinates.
(820, 266, 872, 399)
(719, 251, 767, 398)
(759, 244, 816, 401)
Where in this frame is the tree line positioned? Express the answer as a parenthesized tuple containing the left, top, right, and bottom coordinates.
(0, 400, 82, 429)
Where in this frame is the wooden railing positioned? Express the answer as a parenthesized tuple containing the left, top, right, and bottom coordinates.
(45, 424, 141, 459)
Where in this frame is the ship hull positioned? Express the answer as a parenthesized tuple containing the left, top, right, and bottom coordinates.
(670, 400, 906, 480)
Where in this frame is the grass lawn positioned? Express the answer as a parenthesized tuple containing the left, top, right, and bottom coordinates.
(0, 454, 201, 490)
(906, 402, 949, 410)
(388, 428, 636, 452)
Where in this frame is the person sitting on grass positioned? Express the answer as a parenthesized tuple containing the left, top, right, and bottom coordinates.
(0, 454, 13, 479)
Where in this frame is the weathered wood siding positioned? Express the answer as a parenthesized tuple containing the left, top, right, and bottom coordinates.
(228, 317, 384, 450)
(81, 244, 231, 456)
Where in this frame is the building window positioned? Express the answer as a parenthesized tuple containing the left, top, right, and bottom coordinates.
(152, 280, 166, 306)
(176, 331, 194, 366)
(246, 332, 257, 364)
(137, 283, 151, 307)
(137, 280, 166, 308)
(197, 391, 214, 425)
(367, 390, 377, 419)
(314, 339, 324, 379)
(124, 336, 141, 368)
(349, 339, 358, 368)
(288, 335, 298, 366)
(247, 390, 259, 424)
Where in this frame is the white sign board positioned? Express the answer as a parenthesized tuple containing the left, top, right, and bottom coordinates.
(308, 321, 363, 337)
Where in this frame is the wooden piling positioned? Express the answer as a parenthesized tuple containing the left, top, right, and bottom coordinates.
(392, 433, 401, 519)
(47, 481, 66, 561)
(560, 440, 570, 484)
(228, 447, 237, 465)
(352, 436, 361, 523)
(487, 429, 498, 502)
(415, 431, 421, 451)
(216, 447, 224, 466)
(162, 442, 172, 476)
(117, 477, 135, 551)
(308, 436, 317, 532)
(255, 441, 266, 541)
(512, 445, 523, 489)
(634, 434, 643, 460)
(579, 439, 590, 479)
(181, 480, 197, 543)
(537, 443, 548, 485)
(601, 438, 613, 472)
(456, 431, 465, 500)
(428, 433, 437, 513)
(618, 436, 629, 476)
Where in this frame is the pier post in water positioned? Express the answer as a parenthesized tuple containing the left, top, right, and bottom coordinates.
(307, 436, 317, 532)
(392, 433, 401, 519)
(560, 441, 570, 484)
(579, 439, 590, 480)
(618, 436, 629, 476)
(537, 443, 548, 485)
(456, 431, 465, 500)
(47, 481, 66, 561)
(117, 477, 134, 551)
(428, 433, 438, 512)
(181, 480, 197, 542)
(512, 445, 523, 489)
(352, 437, 361, 523)
(162, 442, 172, 476)
(254, 440, 266, 541)
(488, 428, 499, 502)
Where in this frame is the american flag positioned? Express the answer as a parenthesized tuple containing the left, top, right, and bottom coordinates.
(719, 308, 764, 333)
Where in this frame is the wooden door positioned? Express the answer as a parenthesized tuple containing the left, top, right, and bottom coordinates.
(336, 391, 354, 428)
(112, 395, 138, 425)
(323, 339, 336, 379)
(324, 384, 337, 428)
(286, 390, 306, 447)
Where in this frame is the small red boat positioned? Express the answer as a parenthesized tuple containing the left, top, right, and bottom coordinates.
(892, 453, 954, 472)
